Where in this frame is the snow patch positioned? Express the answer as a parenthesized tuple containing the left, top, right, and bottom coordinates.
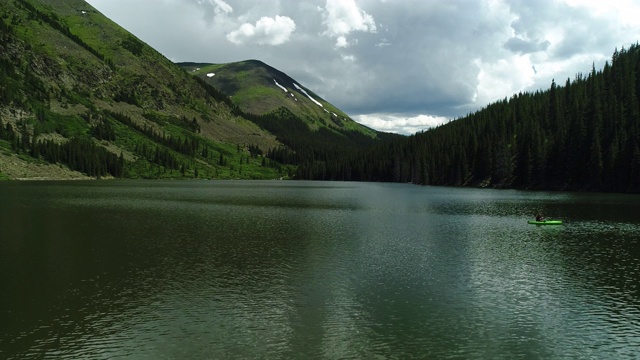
(293, 83, 323, 107)
(274, 79, 288, 92)
(207, 73, 215, 77)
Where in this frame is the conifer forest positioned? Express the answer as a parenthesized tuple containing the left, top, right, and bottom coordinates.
(297, 45, 640, 193)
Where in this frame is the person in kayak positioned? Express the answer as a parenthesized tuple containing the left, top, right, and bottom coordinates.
(535, 213, 545, 222)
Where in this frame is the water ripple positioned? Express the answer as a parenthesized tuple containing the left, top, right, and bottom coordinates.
(2, 182, 640, 358)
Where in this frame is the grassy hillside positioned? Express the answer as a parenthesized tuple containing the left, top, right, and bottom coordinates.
(179, 60, 379, 136)
(0, 0, 289, 180)
(179, 60, 400, 170)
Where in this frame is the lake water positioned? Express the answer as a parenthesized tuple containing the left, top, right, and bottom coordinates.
(1, 180, 640, 359)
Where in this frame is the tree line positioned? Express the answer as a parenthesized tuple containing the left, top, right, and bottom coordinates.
(1, 117, 124, 177)
(191, 74, 398, 166)
(243, 106, 390, 166)
(297, 44, 640, 193)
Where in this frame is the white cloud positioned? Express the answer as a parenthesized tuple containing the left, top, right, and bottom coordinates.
(199, 0, 235, 28)
(86, 0, 640, 134)
(561, 0, 640, 26)
(375, 38, 391, 48)
(341, 54, 356, 62)
(210, 0, 233, 14)
(335, 36, 349, 48)
(227, 15, 296, 45)
(354, 114, 448, 135)
(321, 0, 376, 47)
(473, 54, 536, 106)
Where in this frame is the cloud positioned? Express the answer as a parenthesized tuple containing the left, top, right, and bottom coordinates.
(86, 0, 640, 134)
(227, 15, 296, 45)
(375, 38, 391, 48)
(504, 37, 550, 54)
(210, 0, 233, 14)
(474, 55, 537, 106)
(198, 0, 234, 27)
(335, 36, 349, 48)
(321, 0, 376, 47)
(354, 113, 448, 135)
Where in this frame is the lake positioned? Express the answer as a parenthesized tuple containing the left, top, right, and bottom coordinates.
(1, 180, 640, 359)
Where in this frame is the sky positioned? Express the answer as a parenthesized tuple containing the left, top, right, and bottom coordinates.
(85, 0, 640, 135)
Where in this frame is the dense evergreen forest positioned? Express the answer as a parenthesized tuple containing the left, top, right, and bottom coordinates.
(239, 107, 398, 166)
(297, 44, 640, 193)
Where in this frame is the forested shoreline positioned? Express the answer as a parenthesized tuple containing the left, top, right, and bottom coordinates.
(297, 44, 640, 193)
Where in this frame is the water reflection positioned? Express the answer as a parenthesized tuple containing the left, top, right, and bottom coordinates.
(1, 181, 640, 358)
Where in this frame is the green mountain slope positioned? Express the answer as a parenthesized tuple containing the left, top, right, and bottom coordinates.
(298, 44, 640, 193)
(179, 60, 376, 136)
(178, 60, 399, 168)
(0, 0, 286, 179)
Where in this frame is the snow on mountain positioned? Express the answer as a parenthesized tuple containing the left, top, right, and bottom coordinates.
(293, 83, 323, 107)
(274, 79, 288, 92)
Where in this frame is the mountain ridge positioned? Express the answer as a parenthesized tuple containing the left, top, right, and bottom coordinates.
(178, 60, 378, 137)
(0, 0, 390, 180)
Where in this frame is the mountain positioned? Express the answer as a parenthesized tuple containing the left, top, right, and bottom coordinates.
(297, 44, 640, 193)
(178, 60, 399, 168)
(0, 0, 391, 180)
(179, 60, 374, 135)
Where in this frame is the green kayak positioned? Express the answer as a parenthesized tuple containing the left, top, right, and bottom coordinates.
(528, 220, 563, 225)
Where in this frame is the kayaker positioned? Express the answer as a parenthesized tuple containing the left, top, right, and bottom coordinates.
(535, 213, 545, 222)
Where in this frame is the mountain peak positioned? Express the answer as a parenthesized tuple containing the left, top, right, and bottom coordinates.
(178, 60, 376, 136)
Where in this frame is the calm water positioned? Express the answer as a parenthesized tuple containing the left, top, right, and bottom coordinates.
(1, 180, 640, 359)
